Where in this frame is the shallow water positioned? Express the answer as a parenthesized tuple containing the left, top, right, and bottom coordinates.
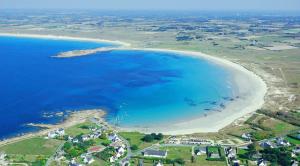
(0, 36, 235, 139)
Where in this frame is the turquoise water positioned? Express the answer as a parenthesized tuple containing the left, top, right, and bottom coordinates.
(0, 36, 235, 139)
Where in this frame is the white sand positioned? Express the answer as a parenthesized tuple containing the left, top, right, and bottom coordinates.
(0, 33, 267, 135)
(0, 32, 131, 47)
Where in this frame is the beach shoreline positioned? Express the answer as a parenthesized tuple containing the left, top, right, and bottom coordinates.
(0, 110, 105, 146)
(0, 32, 267, 136)
(117, 49, 267, 134)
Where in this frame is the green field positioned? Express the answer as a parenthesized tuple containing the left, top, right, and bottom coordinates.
(285, 136, 300, 145)
(65, 121, 98, 136)
(0, 136, 63, 155)
(160, 146, 192, 160)
(0, 136, 64, 165)
(119, 132, 161, 151)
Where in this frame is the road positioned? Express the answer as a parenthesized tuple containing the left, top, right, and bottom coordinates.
(45, 142, 65, 166)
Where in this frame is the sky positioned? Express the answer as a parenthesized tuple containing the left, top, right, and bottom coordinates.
(1, 0, 300, 11)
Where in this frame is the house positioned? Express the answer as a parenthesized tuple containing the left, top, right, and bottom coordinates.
(194, 146, 206, 155)
(83, 156, 94, 165)
(92, 131, 101, 139)
(68, 136, 73, 141)
(167, 137, 180, 144)
(257, 159, 267, 166)
(57, 128, 65, 136)
(232, 160, 240, 166)
(72, 138, 79, 143)
(48, 131, 57, 138)
(117, 146, 125, 154)
(155, 161, 163, 166)
(293, 146, 300, 154)
(276, 137, 290, 147)
(47, 128, 65, 139)
(143, 149, 167, 158)
(292, 160, 299, 166)
(0, 152, 7, 159)
(0, 152, 8, 166)
(82, 135, 90, 141)
(225, 147, 237, 159)
(108, 133, 121, 142)
(241, 133, 251, 141)
(69, 158, 83, 166)
(260, 141, 274, 149)
(109, 156, 117, 163)
(81, 154, 94, 164)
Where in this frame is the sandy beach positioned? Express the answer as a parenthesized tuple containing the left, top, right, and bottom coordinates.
(0, 33, 267, 135)
(0, 33, 131, 47)
(118, 48, 267, 134)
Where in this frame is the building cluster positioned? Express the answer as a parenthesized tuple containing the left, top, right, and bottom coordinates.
(167, 136, 213, 145)
(108, 133, 127, 163)
(47, 128, 65, 139)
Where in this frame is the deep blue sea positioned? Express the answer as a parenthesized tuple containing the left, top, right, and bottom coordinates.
(0, 36, 235, 139)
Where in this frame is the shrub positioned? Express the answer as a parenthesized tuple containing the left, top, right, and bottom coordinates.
(130, 145, 138, 151)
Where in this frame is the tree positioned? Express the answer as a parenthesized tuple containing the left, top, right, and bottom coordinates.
(261, 147, 292, 166)
(191, 156, 195, 163)
(142, 135, 154, 142)
(63, 142, 72, 151)
(174, 158, 185, 165)
(155, 133, 164, 140)
(130, 145, 138, 151)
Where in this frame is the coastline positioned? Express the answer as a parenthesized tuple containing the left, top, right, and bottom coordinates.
(0, 33, 267, 136)
(0, 110, 105, 146)
(0, 32, 131, 47)
(118, 48, 267, 134)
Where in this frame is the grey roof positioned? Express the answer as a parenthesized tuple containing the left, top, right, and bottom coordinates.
(144, 149, 167, 157)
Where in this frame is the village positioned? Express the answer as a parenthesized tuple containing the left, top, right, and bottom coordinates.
(1, 115, 299, 166)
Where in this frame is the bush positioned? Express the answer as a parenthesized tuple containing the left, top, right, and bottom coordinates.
(174, 158, 185, 165)
(130, 145, 138, 151)
(141, 133, 164, 142)
(79, 125, 90, 129)
(142, 135, 154, 142)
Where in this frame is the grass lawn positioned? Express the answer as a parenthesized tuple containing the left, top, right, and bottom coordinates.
(119, 132, 160, 151)
(0, 136, 64, 156)
(260, 116, 298, 135)
(90, 158, 110, 166)
(160, 146, 192, 160)
(190, 155, 226, 166)
(65, 121, 97, 137)
(286, 136, 300, 145)
(207, 146, 219, 153)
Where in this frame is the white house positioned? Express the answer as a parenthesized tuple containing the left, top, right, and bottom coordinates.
(108, 133, 120, 142)
(155, 161, 163, 166)
(57, 128, 65, 136)
(72, 138, 79, 143)
(257, 159, 267, 166)
(241, 133, 251, 141)
(276, 137, 290, 147)
(195, 147, 206, 155)
(48, 131, 57, 138)
(83, 156, 94, 165)
(82, 135, 90, 141)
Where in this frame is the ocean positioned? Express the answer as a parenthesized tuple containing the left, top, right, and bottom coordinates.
(0, 36, 235, 139)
